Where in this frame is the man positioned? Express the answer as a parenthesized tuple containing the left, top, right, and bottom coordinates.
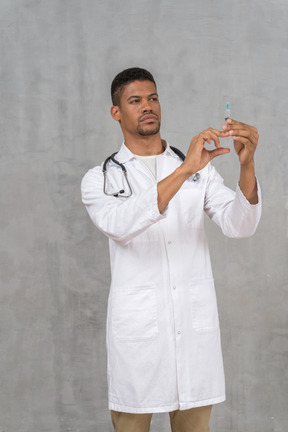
(81, 67, 261, 432)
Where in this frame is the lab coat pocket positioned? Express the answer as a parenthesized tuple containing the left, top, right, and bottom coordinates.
(111, 284, 159, 342)
(189, 279, 219, 333)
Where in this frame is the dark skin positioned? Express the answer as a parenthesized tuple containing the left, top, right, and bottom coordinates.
(157, 118, 259, 212)
(111, 80, 259, 213)
(223, 118, 259, 204)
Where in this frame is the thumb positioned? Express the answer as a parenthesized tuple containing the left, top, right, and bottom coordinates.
(208, 147, 230, 161)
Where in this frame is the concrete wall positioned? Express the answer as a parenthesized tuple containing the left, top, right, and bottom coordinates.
(0, 0, 287, 431)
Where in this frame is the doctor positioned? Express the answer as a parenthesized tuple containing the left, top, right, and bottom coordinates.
(81, 67, 261, 432)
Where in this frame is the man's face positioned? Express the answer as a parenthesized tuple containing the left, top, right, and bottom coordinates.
(112, 80, 161, 138)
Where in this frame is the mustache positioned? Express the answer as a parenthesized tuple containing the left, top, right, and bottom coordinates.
(138, 112, 159, 122)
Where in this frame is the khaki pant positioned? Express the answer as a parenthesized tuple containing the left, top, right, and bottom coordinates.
(111, 405, 212, 432)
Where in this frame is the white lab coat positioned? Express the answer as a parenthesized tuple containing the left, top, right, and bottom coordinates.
(81, 142, 262, 414)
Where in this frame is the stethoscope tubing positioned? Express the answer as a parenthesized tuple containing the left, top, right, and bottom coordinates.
(103, 146, 200, 197)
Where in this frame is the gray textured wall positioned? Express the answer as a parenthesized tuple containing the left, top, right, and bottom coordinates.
(0, 1, 287, 431)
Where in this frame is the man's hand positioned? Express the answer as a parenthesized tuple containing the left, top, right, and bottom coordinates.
(179, 128, 230, 179)
(157, 121, 259, 213)
(157, 128, 230, 213)
(222, 119, 259, 204)
(222, 119, 259, 166)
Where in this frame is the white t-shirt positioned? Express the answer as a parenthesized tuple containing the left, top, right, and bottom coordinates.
(135, 154, 157, 179)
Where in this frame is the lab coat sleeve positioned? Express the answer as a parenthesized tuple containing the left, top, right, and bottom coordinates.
(81, 166, 167, 244)
(204, 164, 262, 238)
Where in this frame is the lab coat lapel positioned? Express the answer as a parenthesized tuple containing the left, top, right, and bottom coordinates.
(117, 143, 157, 183)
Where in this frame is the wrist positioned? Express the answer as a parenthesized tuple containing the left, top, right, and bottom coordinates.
(176, 163, 194, 182)
(239, 160, 258, 204)
(240, 159, 255, 170)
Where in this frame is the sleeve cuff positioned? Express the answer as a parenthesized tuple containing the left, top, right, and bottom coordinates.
(236, 178, 262, 210)
(150, 184, 169, 220)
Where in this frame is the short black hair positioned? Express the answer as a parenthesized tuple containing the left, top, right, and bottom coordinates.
(111, 67, 156, 106)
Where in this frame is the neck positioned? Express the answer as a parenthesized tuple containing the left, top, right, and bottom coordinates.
(124, 133, 164, 156)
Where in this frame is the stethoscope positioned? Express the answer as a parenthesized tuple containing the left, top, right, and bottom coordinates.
(103, 146, 200, 198)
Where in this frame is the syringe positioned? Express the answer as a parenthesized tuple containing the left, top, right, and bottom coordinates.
(225, 102, 231, 146)
(225, 102, 231, 120)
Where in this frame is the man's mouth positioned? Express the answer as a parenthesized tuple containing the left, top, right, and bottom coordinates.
(139, 114, 158, 123)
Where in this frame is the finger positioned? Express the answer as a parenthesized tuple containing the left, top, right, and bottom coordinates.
(223, 124, 256, 134)
(200, 129, 229, 148)
(224, 119, 258, 134)
(222, 125, 258, 145)
(230, 125, 258, 137)
(201, 130, 220, 147)
(206, 127, 230, 137)
(208, 147, 230, 160)
(230, 129, 258, 146)
(232, 136, 257, 148)
(222, 121, 257, 134)
(211, 130, 230, 148)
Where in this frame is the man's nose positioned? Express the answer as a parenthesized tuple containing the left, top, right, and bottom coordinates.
(141, 99, 153, 112)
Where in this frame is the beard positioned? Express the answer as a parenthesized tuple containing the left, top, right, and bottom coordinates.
(137, 119, 161, 136)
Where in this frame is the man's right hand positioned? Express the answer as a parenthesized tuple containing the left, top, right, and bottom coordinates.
(179, 128, 230, 180)
(157, 128, 230, 213)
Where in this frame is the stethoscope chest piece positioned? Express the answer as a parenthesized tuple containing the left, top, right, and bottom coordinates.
(188, 172, 200, 182)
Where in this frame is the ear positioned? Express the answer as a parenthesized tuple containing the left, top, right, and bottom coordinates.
(111, 105, 121, 122)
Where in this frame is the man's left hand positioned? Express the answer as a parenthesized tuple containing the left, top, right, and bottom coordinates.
(222, 119, 259, 166)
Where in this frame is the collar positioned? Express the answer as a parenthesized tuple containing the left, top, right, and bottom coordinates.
(116, 140, 180, 164)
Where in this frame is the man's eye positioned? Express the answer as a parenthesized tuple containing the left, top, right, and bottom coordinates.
(150, 97, 158, 102)
(131, 99, 140, 103)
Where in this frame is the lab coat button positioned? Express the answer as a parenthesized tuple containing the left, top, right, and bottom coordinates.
(177, 331, 181, 335)
(173, 285, 176, 290)
(168, 241, 172, 245)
